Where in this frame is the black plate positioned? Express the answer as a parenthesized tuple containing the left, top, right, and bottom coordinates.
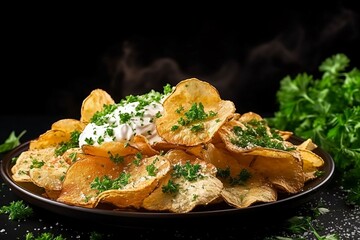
(0, 137, 335, 227)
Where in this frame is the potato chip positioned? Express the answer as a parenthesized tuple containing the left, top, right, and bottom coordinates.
(44, 190, 61, 200)
(51, 118, 86, 133)
(82, 141, 139, 158)
(220, 171, 277, 208)
(57, 154, 127, 208)
(297, 138, 318, 151)
(80, 88, 115, 124)
(131, 135, 159, 157)
(29, 130, 69, 150)
(298, 149, 325, 181)
(61, 147, 83, 164)
(156, 78, 236, 146)
(11, 147, 57, 182)
(202, 143, 277, 208)
(218, 117, 294, 153)
(142, 149, 223, 213)
(246, 149, 305, 193)
(95, 155, 171, 209)
(29, 155, 70, 191)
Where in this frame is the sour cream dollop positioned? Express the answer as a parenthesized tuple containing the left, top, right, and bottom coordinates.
(79, 88, 172, 147)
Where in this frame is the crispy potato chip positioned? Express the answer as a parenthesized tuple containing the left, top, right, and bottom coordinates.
(61, 147, 83, 164)
(277, 130, 293, 140)
(95, 155, 171, 209)
(297, 138, 318, 151)
(218, 118, 294, 153)
(29, 130, 69, 150)
(202, 143, 277, 208)
(152, 141, 188, 153)
(44, 190, 61, 200)
(298, 149, 325, 181)
(131, 135, 159, 157)
(142, 149, 223, 213)
(80, 88, 115, 123)
(51, 118, 86, 133)
(220, 170, 277, 208)
(29, 156, 70, 191)
(57, 154, 127, 208)
(11, 147, 57, 182)
(156, 78, 236, 146)
(246, 149, 305, 193)
(238, 112, 263, 122)
(82, 141, 139, 158)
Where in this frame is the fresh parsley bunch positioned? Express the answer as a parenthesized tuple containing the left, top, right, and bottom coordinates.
(267, 53, 360, 205)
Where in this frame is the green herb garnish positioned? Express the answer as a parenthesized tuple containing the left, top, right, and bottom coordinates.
(25, 232, 66, 240)
(54, 130, 81, 156)
(172, 161, 203, 181)
(162, 179, 180, 194)
(90, 172, 130, 193)
(267, 53, 360, 204)
(0, 130, 26, 153)
(0, 200, 33, 220)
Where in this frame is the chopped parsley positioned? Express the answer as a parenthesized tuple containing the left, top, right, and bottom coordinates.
(229, 169, 251, 186)
(171, 102, 218, 132)
(217, 167, 251, 186)
(30, 158, 45, 169)
(108, 152, 124, 164)
(162, 161, 205, 195)
(54, 130, 81, 156)
(0, 200, 33, 220)
(146, 157, 159, 176)
(230, 120, 294, 151)
(90, 172, 130, 193)
(162, 179, 180, 194)
(172, 161, 204, 181)
(25, 232, 66, 240)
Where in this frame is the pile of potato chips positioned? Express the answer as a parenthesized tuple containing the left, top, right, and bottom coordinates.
(11, 78, 325, 213)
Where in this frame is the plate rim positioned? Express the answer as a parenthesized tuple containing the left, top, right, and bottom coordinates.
(0, 137, 335, 223)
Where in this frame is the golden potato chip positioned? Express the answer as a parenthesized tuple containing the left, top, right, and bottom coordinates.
(61, 147, 83, 164)
(51, 118, 86, 133)
(152, 141, 188, 153)
(131, 135, 159, 157)
(80, 88, 115, 123)
(142, 149, 223, 213)
(202, 143, 276, 208)
(220, 170, 277, 208)
(156, 78, 236, 146)
(29, 130, 69, 150)
(44, 189, 61, 200)
(297, 138, 318, 151)
(95, 155, 171, 209)
(238, 112, 263, 122)
(246, 149, 305, 193)
(218, 118, 294, 153)
(29, 155, 70, 191)
(277, 130, 293, 140)
(11, 147, 57, 182)
(57, 154, 127, 208)
(82, 141, 139, 158)
(298, 149, 325, 181)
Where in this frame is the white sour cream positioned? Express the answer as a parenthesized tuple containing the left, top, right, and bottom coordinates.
(79, 98, 165, 147)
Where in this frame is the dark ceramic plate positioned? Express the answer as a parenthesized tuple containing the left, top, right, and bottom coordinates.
(0, 137, 335, 227)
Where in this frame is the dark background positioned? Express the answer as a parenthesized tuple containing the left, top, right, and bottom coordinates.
(3, 2, 360, 120)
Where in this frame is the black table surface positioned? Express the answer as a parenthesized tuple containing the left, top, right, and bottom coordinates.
(1, 115, 359, 240)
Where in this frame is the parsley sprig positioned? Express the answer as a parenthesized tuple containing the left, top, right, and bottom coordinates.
(0, 130, 26, 153)
(267, 53, 360, 204)
(0, 200, 33, 220)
